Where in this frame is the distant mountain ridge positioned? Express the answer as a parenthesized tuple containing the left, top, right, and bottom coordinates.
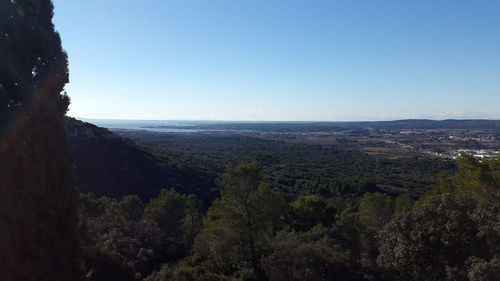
(135, 119, 500, 132)
(345, 119, 500, 130)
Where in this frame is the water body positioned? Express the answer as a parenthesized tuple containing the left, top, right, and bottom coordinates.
(79, 119, 324, 133)
(80, 119, 350, 133)
(81, 119, 211, 132)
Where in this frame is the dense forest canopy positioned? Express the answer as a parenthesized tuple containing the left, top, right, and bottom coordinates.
(80, 156, 500, 281)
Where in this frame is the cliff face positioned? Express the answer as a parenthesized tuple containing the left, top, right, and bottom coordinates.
(67, 120, 120, 140)
(66, 118, 215, 202)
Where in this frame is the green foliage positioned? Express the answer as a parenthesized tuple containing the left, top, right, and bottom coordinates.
(0, 0, 81, 280)
(143, 188, 205, 260)
(466, 256, 500, 281)
(290, 195, 341, 231)
(0, 0, 70, 123)
(83, 250, 138, 281)
(80, 190, 206, 279)
(195, 162, 287, 279)
(118, 195, 144, 222)
(261, 226, 364, 281)
(67, 118, 217, 204)
(472, 202, 500, 256)
(80, 192, 112, 218)
(142, 264, 173, 281)
(80, 194, 165, 277)
(377, 193, 494, 281)
(144, 257, 235, 281)
(358, 192, 394, 232)
(422, 155, 500, 203)
(183, 195, 204, 252)
(394, 193, 413, 216)
(145, 189, 187, 236)
(80, 156, 499, 281)
(123, 131, 453, 199)
(300, 177, 381, 199)
(377, 156, 500, 281)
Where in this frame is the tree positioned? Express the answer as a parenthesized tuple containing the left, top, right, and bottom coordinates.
(377, 194, 478, 281)
(0, 1, 81, 280)
(378, 157, 500, 281)
(195, 162, 286, 280)
(83, 250, 138, 281)
(118, 195, 144, 222)
(423, 155, 500, 203)
(358, 192, 394, 232)
(80, 194, 165, 278)
(144, 189, 187, 237)
(143, 189, 209, 264)
(394, 193, 412, 216)
(290, 195, 338, 231)
(466, 256, 500, 281)
(143, 256, 236, 281)
(261, 226, 364, 281)
(183, 194, 204, 252)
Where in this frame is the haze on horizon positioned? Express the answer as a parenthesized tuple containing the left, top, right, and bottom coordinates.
(52, 0, 500, 121)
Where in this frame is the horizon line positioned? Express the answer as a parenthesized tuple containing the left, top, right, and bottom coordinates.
(74, 117, 500, 123)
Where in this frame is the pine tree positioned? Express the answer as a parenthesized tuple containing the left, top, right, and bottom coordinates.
(196, 162, 287, 280)
(0, 1, 81, 280)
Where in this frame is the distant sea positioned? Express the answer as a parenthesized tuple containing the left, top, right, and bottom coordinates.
(80, 119, 216, 132)
(80, 119, 321, 133)
(76, 118, 500, 133)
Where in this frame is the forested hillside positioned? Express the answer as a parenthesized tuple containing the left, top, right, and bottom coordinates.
(68, 120, 455, 204)
(66, 118, 215, 202)
(79, 156, 500, 281)
(116, 130, 455, 198)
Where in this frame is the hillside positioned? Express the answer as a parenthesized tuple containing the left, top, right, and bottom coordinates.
(65, 118, 215, 201)
(115, 129, 455, 198)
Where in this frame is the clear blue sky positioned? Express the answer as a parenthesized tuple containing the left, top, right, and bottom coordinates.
(52, 0, 500, 121)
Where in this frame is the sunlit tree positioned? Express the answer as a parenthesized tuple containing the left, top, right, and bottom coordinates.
(195, 162, 287, 280)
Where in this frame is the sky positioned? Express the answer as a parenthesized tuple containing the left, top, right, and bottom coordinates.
(52, 0, 500, 121)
